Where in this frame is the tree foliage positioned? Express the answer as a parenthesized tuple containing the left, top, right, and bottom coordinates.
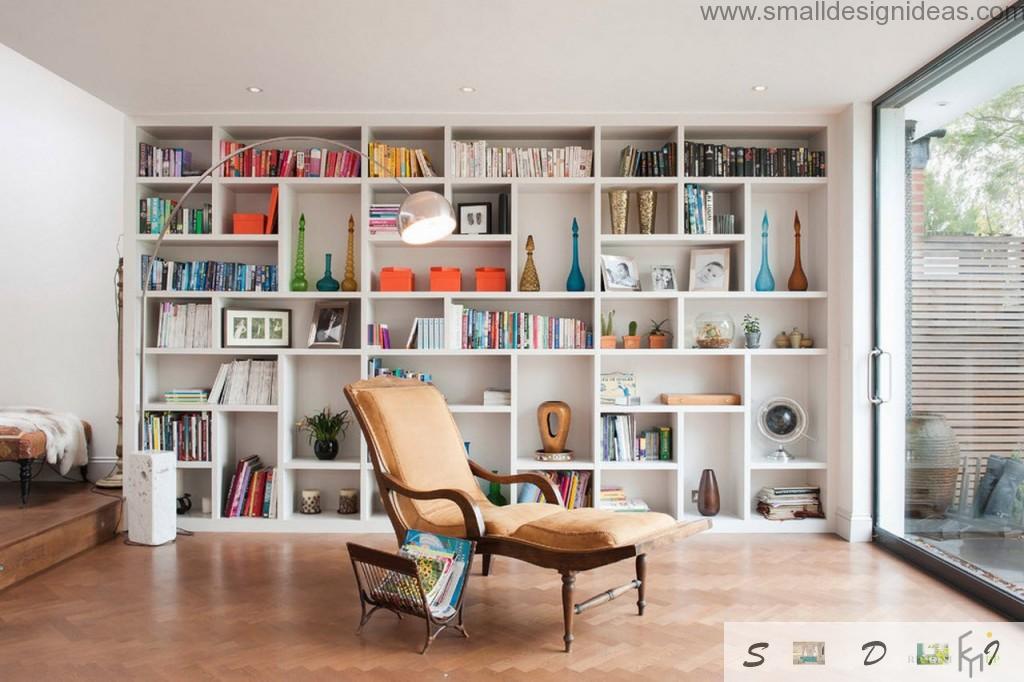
(925, 84, 1024, 236)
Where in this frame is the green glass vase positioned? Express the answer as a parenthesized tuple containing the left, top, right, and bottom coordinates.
(487, 472, 508, 506)
(316, 253, 340, 292)
(290, 212, 309, 291)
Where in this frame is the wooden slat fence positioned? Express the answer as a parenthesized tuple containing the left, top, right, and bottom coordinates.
(911, 236, 1024, 457)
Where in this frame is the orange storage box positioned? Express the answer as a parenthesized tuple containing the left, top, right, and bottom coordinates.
(475, 267, 507, 292)
(429, 267, 462, 292)
(379, 267, 414, 292)
(232, 213, 266, 234)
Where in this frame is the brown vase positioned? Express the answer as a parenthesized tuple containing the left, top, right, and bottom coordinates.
(697, 469, 720, 516)
(788, 210, 809, 291)
(649, 334, 669, 349)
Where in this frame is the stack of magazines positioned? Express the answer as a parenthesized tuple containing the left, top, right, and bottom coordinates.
(372, 530, 473, 618)
(756, 485, 823, 520)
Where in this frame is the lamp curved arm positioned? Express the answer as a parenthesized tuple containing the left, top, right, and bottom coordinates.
(137, 136, 411, 445)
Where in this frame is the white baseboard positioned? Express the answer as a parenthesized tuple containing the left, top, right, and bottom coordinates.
(835, 507, 873, 542)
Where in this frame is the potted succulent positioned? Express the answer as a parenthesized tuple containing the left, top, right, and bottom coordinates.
(298, 407, 350, 460)
(600, 310, 617, 349)
(648, 319, 671, 349)
(622, 320, 642, 349)
(742, 314, 761, 349)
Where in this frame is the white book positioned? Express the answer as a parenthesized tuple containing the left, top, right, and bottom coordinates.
(406, 317, 420, 349)
(208, 363, 230, 404)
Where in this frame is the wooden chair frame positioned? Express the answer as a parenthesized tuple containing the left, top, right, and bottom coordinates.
(344, 381, 710, 651)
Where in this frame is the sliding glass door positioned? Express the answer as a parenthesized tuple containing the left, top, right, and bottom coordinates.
(874, 14, 1024, 617)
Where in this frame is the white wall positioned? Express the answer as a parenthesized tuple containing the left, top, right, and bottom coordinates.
(0, 43, 125, 480)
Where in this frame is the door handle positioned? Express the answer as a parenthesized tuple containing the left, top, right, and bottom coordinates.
(868, 347, 892, 405)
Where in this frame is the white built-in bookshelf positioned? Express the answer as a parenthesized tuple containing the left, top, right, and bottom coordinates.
(125, 118, 836, 534)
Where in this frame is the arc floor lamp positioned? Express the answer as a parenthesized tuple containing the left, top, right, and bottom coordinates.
(96, 136, 456, 488)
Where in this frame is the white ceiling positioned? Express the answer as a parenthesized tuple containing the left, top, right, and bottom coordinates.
(0, 0, 998, 116)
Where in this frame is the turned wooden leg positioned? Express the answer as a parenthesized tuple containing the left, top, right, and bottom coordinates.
(19, 459, 32, 506)
(561, 570, 576, 652)
(482, 553, 492, 576)
(636, 553, 647, 616)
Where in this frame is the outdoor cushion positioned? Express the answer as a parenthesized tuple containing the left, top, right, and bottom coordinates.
(973, 455, 1006, 517)
(984, 457, 1024, 523)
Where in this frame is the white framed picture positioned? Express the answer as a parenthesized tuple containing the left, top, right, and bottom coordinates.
(457, 202, 491, 235)
(651, 265, 677, 291)
(600, 254, 641, 291)
(223, 308, 291, 348)
(688, 247, 730, 292)
(308, 301, 350, 348)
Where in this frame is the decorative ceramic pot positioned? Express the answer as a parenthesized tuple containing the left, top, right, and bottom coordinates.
(609, 190, 629, 234)
(697, 469, 720, 516)
(637, 189, 657, 235)
(649, 334, 670, 349)
(600, 336, 618, 349)
(800, 337, 814, 348)
(314, 438, 339, 461)
(337, 488, 359, 515)
(300, 489, 322, 514)
(906, 413, 960, 519)
(774, 332, 790, 348)
(745, 331, 762, 349)
(789, 330, 804, 349)
(695, 312, 734, 349)
(622, 335, 642, 349)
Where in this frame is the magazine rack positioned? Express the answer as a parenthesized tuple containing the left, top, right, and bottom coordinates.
(347, 541, 476, 654)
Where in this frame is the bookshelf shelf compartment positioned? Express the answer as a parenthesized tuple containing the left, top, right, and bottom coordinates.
(126, 118, 833, 535)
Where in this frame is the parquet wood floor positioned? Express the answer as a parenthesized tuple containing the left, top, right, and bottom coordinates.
(0, 531, 1001, 681)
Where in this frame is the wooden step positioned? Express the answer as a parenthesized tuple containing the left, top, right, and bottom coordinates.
(0, 482, 120, 591)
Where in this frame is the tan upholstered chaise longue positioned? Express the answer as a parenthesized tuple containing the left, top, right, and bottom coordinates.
(345, 376, 709, 651)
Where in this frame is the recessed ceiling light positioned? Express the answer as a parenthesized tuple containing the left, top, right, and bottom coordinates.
(246, 86, 263, 93)
(937, 100, 950, 107)
(459, 86, 476, 93)
(752, 85, 768, 92)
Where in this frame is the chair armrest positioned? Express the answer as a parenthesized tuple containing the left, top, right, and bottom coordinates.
(377, 471, 486, 538)
(468, 459, 564, 506)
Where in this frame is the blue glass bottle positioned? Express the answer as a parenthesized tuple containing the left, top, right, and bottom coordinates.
(316, 253, 340, 292)
(755, 210, 775, 292)
(566, 217, 586, 292)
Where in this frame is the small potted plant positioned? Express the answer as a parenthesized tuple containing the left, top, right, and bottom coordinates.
(600, 310, 617, 349)
(298, 407, 350, 460)
(648, 319, 671, 349)
(622, 320, 642, 349)
(742, 314, 761, 349)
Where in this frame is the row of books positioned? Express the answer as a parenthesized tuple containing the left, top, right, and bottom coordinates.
(367, 142, 437, 178)
(138, 143, 195, 177)
(209, 360, 277, 405)
(142, 412, 210, 462)
(598, 486, 650, 512)
(140, 256, 278, 292)
(218, 142, 361, 178)
(756, 485, 824, 521)
(407, 317, 445, 349)
(445, 303, 591, 350)
(683, 185, 737, 235)
(683, 142, 827, 178)
(155, 302, 211, 349)
(224, 456, 277, 518)
(368, 203, 399, 234)
(373, 530, 472, 618)
(162, 389, 209, 404)
(617, 142, 677, 177)
(450, 141, 594, 178)
(517, 471, 591, 510)
(367, 358, 432, 381)
(138, 198, 212, 235)
(601, 415, 672, 462)
(366, 323, 392, 349)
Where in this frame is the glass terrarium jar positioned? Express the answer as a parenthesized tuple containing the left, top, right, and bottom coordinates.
(694, 312, 735, 349)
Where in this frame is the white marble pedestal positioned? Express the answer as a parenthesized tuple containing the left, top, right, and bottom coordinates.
(125, 451, 176, 546)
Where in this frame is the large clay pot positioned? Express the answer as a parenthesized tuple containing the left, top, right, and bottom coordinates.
(697, 469, 720, 517)
(906, 413, 960, 519)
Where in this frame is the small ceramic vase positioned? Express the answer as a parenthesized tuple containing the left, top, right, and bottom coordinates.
(300, 489, 322, 514)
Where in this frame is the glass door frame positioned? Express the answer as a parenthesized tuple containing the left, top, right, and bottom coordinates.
(871, 2, 1024, 620)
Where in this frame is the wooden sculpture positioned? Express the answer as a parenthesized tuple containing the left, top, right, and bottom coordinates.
(787, 210, 808, 291)
(342, 214, 358, 292)
(536, 401, 573, 462)
(519, 234, 540, 291)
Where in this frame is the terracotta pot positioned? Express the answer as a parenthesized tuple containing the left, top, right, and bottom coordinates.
(600, 335, 618, 349)
(648, 334, 670, 349)
(697, 469, 720, 516)
(622, 335, 642, 349)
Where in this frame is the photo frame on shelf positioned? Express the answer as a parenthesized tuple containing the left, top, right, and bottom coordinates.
(600, 254, 641, 291)
(688, 247, 730, 292)
(223, 308, 291, 348)
(651, 265, 677, 291)
(308, 301, 350, 348)
(457, 202, 491, 235)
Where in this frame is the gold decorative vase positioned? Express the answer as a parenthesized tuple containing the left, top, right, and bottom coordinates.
(637, 189, 656, 235)
(608, 190, 629, 234)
